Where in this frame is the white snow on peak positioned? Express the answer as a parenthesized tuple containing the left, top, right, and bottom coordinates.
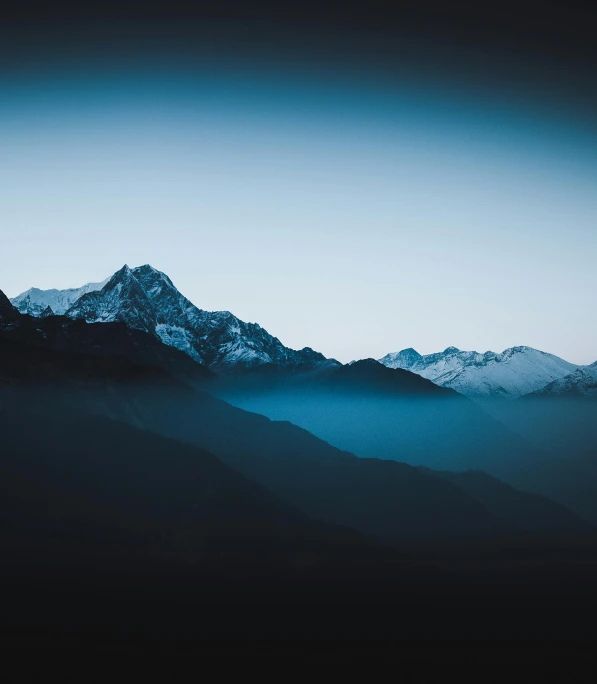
(379, 345, 582, 398)
(10, 278, 110, 316)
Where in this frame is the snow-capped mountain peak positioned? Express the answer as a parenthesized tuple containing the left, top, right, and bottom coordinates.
(378, 344, 581, 397)
(379, 347, 423, 369)
(11, 264, 328, 372)
(443, 346, 460, 354)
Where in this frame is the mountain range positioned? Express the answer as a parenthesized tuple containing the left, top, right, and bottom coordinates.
(14, 266, 597, 513)
(12, 264, 594, 398)
(378, 345, 588, 398)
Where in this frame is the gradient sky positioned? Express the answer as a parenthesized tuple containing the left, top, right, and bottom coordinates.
(1, 14, 597, 364)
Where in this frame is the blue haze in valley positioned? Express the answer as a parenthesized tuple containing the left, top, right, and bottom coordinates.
(1, 54, 596, 364)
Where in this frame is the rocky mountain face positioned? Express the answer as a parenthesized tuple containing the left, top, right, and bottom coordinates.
(379, 345, 581, 398)
(11, 265, 328, 372)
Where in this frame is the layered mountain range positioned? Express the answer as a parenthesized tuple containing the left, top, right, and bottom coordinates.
(4, 279, 597, 643)
(2, 289, 593, 544)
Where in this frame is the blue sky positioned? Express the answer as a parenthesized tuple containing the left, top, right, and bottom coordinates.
(2, 59, 596, 363)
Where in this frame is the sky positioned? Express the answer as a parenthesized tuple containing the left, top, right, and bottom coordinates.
(1, 8, 597, 364)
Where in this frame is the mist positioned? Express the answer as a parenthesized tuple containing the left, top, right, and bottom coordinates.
(220, 387, 597, 524)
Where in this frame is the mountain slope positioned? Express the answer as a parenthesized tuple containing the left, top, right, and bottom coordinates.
(525, 363, 597, 399)
(317, 358, 457, 396)
(423, 468, 595, 540)
(11, 265, 327, 372)
(217, 357, 455, 397)
(1, 400, 400, 584)
(0, 289, 18, 321)
(8, 406, 597, 646)
(379, 345, 580, 397)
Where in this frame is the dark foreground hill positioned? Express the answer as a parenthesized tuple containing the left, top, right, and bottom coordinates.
(2, 401, 597, 646)
(0, 405, 386, 576)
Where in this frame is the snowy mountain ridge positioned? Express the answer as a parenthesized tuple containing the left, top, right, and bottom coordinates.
(12, 265, 591, 390)
(11, 264, 328, 372)
(11, 278, 109, 316)
(379, 345, 583, 398)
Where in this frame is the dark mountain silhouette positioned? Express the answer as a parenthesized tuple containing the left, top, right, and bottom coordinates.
(0, 404, 381, 576)
(478, 397, 597, 525)
(327, 358, 457, 396)
(5, 400, 597, 647)
(1, 402, 459, 645)
(423, 468, 596, 540)
(215, 357, 451, 396)
(0, 289, 19, 322)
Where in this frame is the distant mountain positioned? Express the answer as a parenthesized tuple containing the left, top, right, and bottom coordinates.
(11, 277, 109, 316)
(525, 362, 597, 400)
(379, 345, 580, 398)
(11, 265, 328, 372)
